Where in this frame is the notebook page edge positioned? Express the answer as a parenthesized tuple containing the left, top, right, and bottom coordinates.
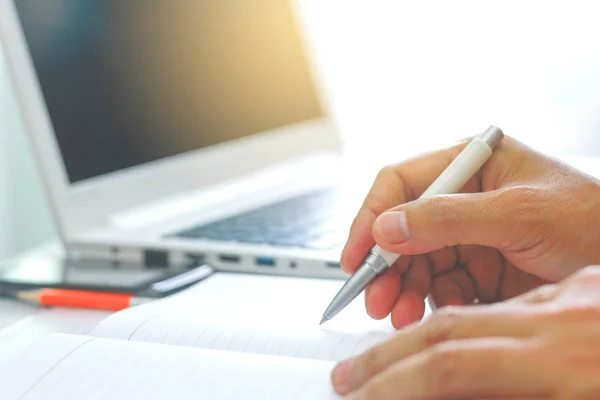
(0, 334, 340, 400)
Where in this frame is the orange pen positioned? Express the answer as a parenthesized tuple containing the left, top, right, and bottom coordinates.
(16, 288, 154, 311)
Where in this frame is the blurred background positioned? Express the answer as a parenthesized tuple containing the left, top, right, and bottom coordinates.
(0, 42, 56, 259)
(299, 0, 600, 159)
(1, 0, 599, 259)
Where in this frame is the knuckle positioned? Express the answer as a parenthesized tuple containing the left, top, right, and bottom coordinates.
(541, 301, 600, 325)
(425, 343, 462, 392)
(525, 283, 559, 303)
(572, 265, 600, 282)
(423, 307, 463, 347)
(561, 266, 600, 298)
(348, 213, 365, 235)
(376, 164, 397, 183)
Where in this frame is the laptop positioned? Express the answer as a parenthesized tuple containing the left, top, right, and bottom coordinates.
(0, 0, 364, 279)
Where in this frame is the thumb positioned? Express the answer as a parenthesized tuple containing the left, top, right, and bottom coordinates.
(372, 189, 544, 255)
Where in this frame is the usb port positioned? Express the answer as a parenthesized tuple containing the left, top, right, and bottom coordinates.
(326, 262, 341, 269)
(219, 254, 240, 263)
(255, 257, 276, 267)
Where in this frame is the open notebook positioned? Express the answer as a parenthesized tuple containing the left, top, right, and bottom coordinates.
(0, 273, 413, 400)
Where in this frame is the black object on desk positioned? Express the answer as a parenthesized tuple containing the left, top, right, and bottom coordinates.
(0, 254, 214, 299)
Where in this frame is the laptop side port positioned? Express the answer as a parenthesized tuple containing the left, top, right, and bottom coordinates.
(326, 262, 341, 269)
(219, 254, 241, 263)
(255, 257, 276, 267)
(144, 249, 169, 268)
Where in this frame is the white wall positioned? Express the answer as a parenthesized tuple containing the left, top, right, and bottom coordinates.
(0, 44, 56, 259)
(299, 0, 600, 163)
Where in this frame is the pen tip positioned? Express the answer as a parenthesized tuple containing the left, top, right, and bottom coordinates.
(319, 316, 328, 325)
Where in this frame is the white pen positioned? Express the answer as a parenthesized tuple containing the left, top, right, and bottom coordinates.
(320, 126, 505, 324)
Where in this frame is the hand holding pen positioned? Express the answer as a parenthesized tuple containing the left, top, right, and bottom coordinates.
(323, 125, 600, 329)
(326, 129, 600, 399)
(321, 126, 504, 325)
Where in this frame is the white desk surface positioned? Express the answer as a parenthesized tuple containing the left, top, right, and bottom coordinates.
(0, 299, 110, 368)
(0, 244, 112, 368)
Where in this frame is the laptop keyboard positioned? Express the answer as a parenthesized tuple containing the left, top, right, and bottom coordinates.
(169, 188, 350, 250)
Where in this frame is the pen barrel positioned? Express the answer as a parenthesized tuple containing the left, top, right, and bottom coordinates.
(421, 138, 492, 197)
(40, 289, 133, 311)
(372, 138, 494, 269)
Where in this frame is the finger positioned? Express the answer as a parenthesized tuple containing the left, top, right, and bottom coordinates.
(390, 255, 431, 329)
(506, 283, 559, 305)
(372, 185, 552, 256)
(430, 268, 477, 308)
(424, 247, 460, 312)
(340, 138, 475, 274)
(364, 267, 402, 320)
(472, 395, 556, 400)
(341, 210, 377, 274)
(470, 397, 549, 400)
(364, 255, 411, 322)
(426, 246, 459, 276)
(346, 338, 551, 400)
(331, 305, 537, 395)
(459, 245, 504, 304)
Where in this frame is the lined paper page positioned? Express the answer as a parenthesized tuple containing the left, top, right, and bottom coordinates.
(0, 334, 339, 400)
(96, 313, 391, 362)
(91, 273, 399, 339)
(91, 273, 399, 362)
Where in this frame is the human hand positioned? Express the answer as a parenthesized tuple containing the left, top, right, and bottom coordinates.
(341, 135, 600, 328)
(331, 265, 600, 399)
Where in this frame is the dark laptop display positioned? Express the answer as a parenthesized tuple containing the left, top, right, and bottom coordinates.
(14, 0, 323, 183)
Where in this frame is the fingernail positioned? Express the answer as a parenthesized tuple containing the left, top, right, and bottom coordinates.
(375, 211, 410, 243)
(343, 394, 358, 400)
(332, 359, 353, 392)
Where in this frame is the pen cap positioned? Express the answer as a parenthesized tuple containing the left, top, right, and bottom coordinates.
(480, 125, 504, 149)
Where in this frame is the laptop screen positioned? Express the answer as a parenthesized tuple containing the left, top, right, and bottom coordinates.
(13, 0, 324, 184)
